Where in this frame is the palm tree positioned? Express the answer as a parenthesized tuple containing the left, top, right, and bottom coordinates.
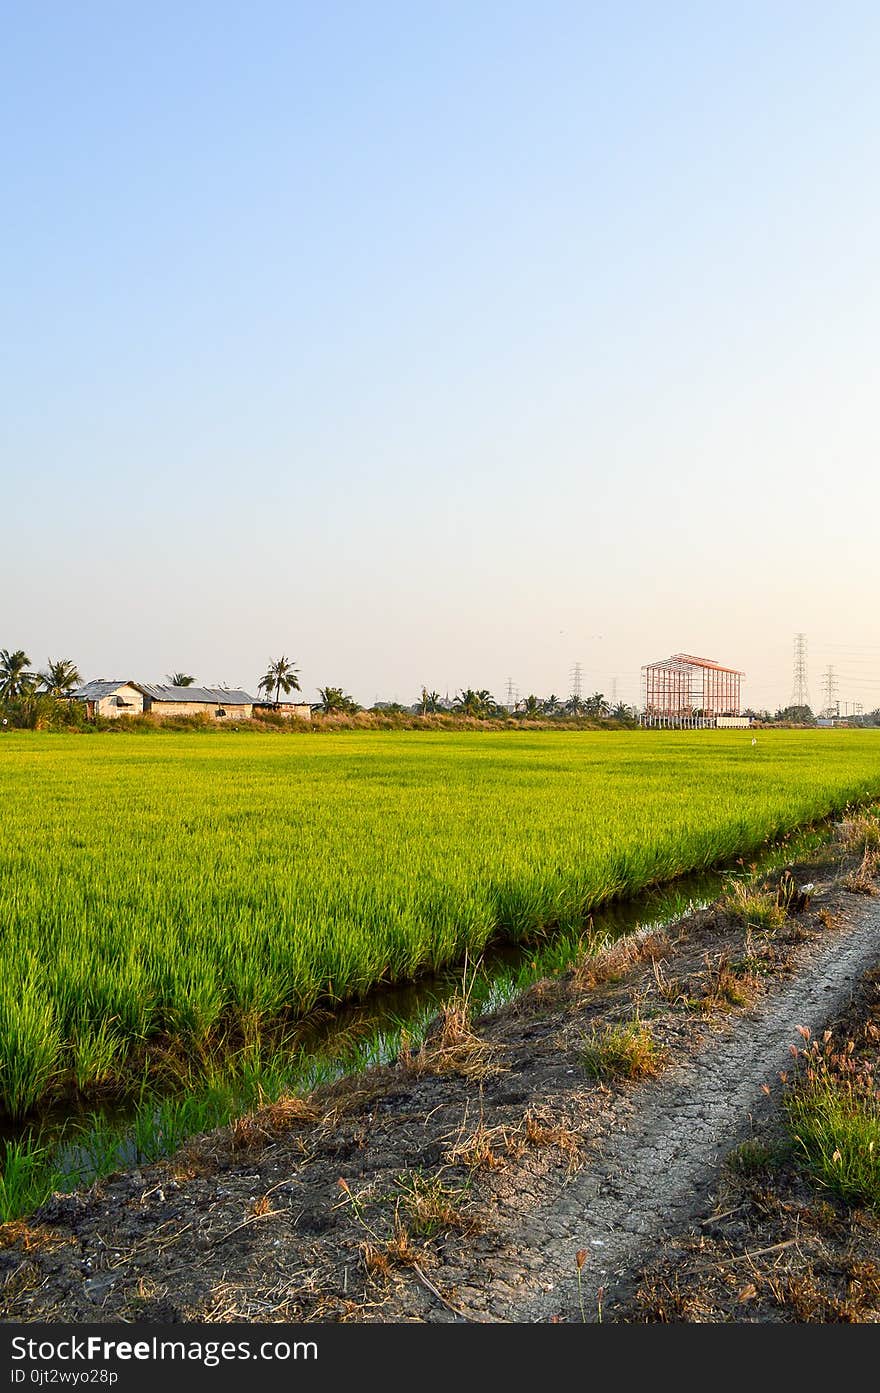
(585, 691, 610, 717)
(564, 693, 586, 717)
(38, 658, 82, 697)
(516, 694, 543, 719)
(258, 655, 301, 705)
(453, 688, 495, 718)
(542, 694, 561, 716)
(612, 701, 633, 722)
(418, 688, 442, 715)
(0, 650, 36, 700)
(316, 686, 359, 714)
(167, 672, 196, 687)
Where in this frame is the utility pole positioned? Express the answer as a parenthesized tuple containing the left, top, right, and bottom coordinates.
(791, 633, 810, 710)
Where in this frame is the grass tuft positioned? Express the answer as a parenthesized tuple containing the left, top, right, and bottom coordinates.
(786, 1030, 880, 1210)
(580, 1017, 663, 1081)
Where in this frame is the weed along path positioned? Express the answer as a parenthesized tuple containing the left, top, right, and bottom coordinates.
(1, 826, 879, 1324)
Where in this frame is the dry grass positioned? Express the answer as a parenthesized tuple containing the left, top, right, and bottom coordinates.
(445, 1120, 516, 1170)
(360, 1241, 394, 1281)
(762, 1262, 880, 1320)
(650, 957, 692, 1008)
(0, 1220, 67, 1253)
(224, 1095, 322, 1153)
(842, 848, 879, 896)
(400, 998, 505, 1080)
(523, 1111, 583, 1170)
(445, 1108, 582, 1173)
(701, 952, 759, 1010)
(836, 815, 880, 855)
(0, 1259, 42, 1302)
(394, 1172, 478, 1239)
(573, 931, 669, 994)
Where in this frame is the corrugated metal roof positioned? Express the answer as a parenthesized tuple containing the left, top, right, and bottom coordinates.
(137, 684, 257, 705)
(70, 680, 139, 700)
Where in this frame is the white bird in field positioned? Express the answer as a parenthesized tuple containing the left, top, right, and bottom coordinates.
(751, 737, 757, 746)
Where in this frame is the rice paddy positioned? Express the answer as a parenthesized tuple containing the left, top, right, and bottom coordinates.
(2, 728, 879, 1123)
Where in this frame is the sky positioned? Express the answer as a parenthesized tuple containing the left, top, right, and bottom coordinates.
(3, 2, 879, 711)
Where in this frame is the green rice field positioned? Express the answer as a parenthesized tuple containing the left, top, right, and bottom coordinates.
(1, 729, 879, 1119)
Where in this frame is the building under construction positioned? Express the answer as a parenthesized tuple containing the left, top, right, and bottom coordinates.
(641, 653, 747, 728)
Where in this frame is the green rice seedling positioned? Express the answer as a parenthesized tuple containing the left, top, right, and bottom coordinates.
(0, 985, 63, 1119)
(0, 1140, 62, 1224)
(70, 1020, 127, 1091)
(1, 729, 880, 1114)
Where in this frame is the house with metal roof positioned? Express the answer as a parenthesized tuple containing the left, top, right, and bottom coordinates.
(69, 681, 258, 720)
(136, 684, 257, 719)
(69, 680, 145, 719)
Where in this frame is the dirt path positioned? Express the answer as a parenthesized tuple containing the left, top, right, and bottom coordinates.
(474, 898, 880, 1322)
(1, 851, 878, 1325)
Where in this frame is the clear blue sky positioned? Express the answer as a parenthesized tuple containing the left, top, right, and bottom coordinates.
(4, 2, 879, 710)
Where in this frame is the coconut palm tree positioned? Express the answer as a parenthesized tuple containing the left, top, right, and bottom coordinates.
(38, 658, 81, 697)
(0, 649, 36, 700)
(316, 686, 359, 714)
(516, 694, 543, 719)
(453, 688, 496, 718)
(585, 691, 610, 717)
(564, 693, 586, 717)
(167, 672, 196, 687)
(542, 694, 561, 716)
(259, 656, 301, 705)
(418, 688, 442, 715)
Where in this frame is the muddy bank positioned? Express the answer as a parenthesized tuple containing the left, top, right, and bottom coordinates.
(1, 836, 878, 1324)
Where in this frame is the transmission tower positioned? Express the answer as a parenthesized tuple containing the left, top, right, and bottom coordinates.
(505, 677, 516, 710)
(791, 633, 810, 710)
(821, 665, 839, 717)
(569, 662, 583, 700)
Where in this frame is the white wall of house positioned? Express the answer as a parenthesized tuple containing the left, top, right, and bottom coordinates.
(95, 685, 144, 718)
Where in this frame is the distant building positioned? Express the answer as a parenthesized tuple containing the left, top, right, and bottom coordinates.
(137, 684, 257, 719)
(69, 680, 144, 720)
(69, 681, 258, 720)
(641, 654, 747, 728)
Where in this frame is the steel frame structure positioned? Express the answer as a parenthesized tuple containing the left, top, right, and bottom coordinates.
(642, 653, 744, 720)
